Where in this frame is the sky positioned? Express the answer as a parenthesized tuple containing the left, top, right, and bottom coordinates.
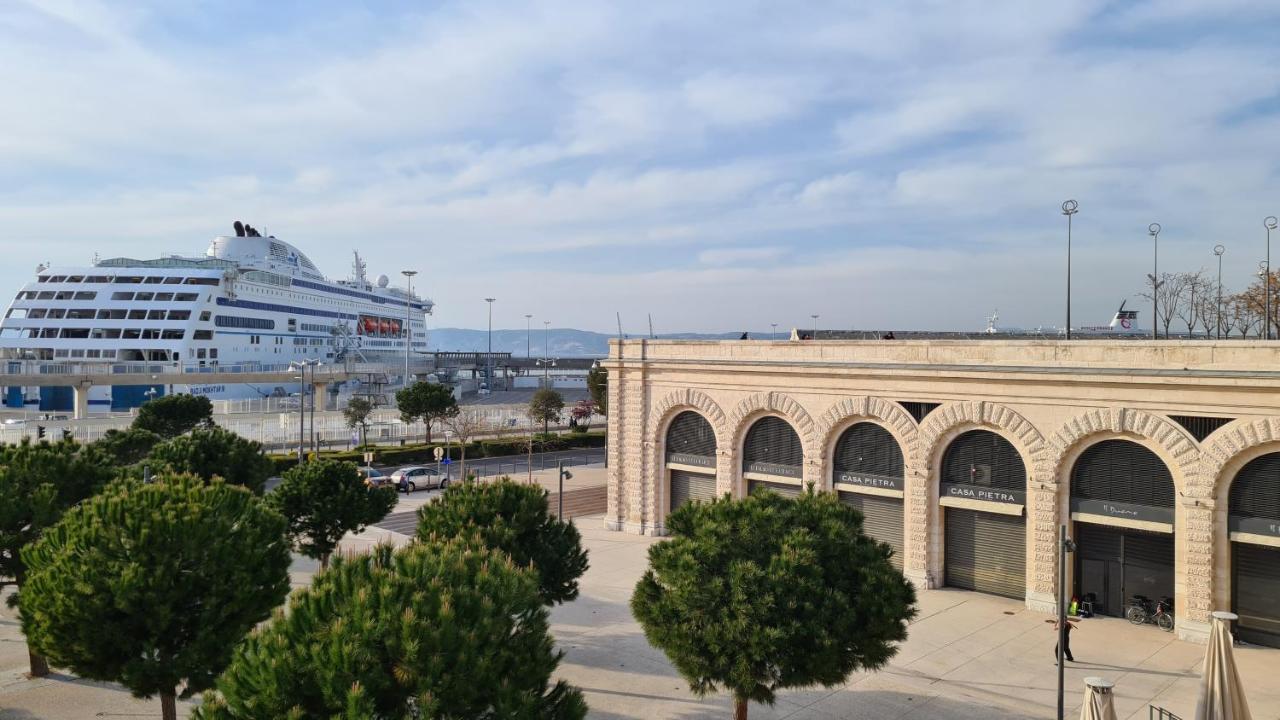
(1, 0, 1278, 334)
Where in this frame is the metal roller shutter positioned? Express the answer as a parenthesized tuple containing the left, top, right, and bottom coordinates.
(1234, 543, 1280, 647)
(743, 416, 803, 471)
(941, 430, 1026, 491)
(748, 480, 801, 498)
(839, 491, 904, 570)
(834, 423, 904, 477)
(945, 507, 1025, 599)
(1229, 452, 1280, 520)
(666, 411, 717, 458)
(670, 470, 717, 512)
(1072, 440, 1174, 507)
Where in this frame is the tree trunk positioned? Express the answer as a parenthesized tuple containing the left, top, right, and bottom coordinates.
(27, 647, 49, 678)
(320, 553, 330, 571)
(734, 696, 748, 720)
(160, 690, 177, 720)
(426, 420, 432, 444)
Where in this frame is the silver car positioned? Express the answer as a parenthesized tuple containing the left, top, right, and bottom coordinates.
(389, 466, 449, 493)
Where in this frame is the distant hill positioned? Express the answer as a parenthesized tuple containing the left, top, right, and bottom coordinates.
(426, 328, 771, 357)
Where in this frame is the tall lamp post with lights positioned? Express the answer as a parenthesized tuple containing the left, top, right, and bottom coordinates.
(1148, 223, 1162, 340)
(1266, 217, 1277, 340)
(810, 314, 819, 339)
(1062, 200, 1078, 340)
(771, 322, 778, 340)
(484, 298, 495, 392)
(401, 270, 417, 387)
(291, 359, 320, 459)
(1213, 245, 1226, 339)
(525, 314, 533, 357)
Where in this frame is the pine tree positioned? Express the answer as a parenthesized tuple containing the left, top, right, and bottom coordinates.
(268, 459, 397, 569)
(192, 540, 588, 719)
(144, 425, 273, 494)
(395, 380, 458, 443)
(95, 426, 163, 466)
(632, 490, 917, 719)
(131, 393, 214, 438)
(416, 478, 589, 605)
(18, 476, 291, 720)
(0, 439, 117, 677)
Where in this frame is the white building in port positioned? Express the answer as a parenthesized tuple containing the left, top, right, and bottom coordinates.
(0, 222, 432, 411)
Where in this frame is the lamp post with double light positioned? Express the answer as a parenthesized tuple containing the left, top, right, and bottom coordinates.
(1266, 217, 1278, 340)
(1148, 223, 1161, 339)
(810, 314, 819, 339)
(525, 314, 533, 357)
(484, 298, 495, 393)
(401, 270, 417, 387)
(1062, 200, 1079, 340)
(1213, 245, 1226, 339)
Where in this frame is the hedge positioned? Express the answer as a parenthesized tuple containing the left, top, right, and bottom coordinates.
(267, 431, 606, 474)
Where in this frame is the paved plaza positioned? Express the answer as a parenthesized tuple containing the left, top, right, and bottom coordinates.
(4, 506, 1279, 719)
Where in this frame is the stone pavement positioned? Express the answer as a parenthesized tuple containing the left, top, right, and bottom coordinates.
(4, 510, 1280, 719)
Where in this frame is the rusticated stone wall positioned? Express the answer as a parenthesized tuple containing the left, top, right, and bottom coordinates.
(601, 338, 1280, 643)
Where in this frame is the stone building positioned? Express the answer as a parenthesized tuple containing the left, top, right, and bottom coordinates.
(602, 338, 1280, 645)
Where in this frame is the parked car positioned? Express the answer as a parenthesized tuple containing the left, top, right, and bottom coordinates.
(389, 466, 449, 493)
(358, 466, 387, 487)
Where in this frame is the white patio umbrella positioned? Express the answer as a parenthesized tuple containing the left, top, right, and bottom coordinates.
(1195, 611, 1253, 720)
(1080, 677, 1117, 720)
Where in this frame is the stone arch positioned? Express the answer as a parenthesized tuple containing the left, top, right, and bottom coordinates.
(727, 391, 819, 490)
(646, 387, 729, 447)
(917, 401, 1050, 604)
(815, 395, 919, 479)
(1202, 417, 1280, 628)
(1049, 407, 1201, 496)
(918, 401, 1049, 481)
(645, 388, 729, 534)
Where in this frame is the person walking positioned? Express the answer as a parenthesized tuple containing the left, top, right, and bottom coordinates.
(1049, 617, 1078, 664)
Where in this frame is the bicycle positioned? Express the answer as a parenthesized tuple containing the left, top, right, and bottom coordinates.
(1126, 595, 1174, 632)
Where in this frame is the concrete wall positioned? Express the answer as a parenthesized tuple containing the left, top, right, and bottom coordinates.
(602, 338, 1280, 643)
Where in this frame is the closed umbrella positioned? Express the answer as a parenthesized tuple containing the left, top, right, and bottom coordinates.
(1080, 677, 1117, 720)
(1195, 611, 1253, 720)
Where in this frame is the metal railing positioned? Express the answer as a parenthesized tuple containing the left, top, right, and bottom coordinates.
(0, 359, 432, 379)
(1150, 706, 1182, 720)
(467, 453, 605, 481)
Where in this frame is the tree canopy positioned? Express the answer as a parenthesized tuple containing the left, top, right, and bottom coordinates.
(95, 426, 163, 466)
(632, 490, 916, 719)
(343, 397, 374, 446)
(0, 439, 118, 677)
(416, 478, 589, 605)
(192, 540, 587, 720)
(268, 459, 397, 568)
(18, 476, 291, 720)
(131, 393, 214, 438)
(144, 426, 273, 494)
(528, 388, 565, 435)
(395, 381, 458, 443)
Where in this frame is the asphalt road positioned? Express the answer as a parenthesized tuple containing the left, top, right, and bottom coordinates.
(373, 447, 605, 479)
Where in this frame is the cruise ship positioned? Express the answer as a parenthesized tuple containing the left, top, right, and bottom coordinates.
(0, 221, 432, 411)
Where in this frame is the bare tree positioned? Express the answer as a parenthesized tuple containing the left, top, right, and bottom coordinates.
(1230, 293, 1260, 338)
(1174, 270, 1209, 337)
(442, 408, 488, 481)
(1142, 271, 1188, 338)
(1218, 294, 1239, 338)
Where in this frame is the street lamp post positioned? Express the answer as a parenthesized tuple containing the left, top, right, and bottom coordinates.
(1213, 245, 1226, 339)
(810, 314, 819, 339)
(543, 321, 551, 387)
(485, 298, 495, 392)
(1261, 261, 1270, 339)
(1062, 200, 1079, 340)
(771, 322, 777, 340)
(525, 314, 533, 357)
(1266, 217, 1278, 340)
(1148, 223, 1161, 340)
(1056, 525, 1077, 720)
(401, 270, 417, 387)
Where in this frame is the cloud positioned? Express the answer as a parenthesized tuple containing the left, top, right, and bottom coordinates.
(0, 1, 1277, 333)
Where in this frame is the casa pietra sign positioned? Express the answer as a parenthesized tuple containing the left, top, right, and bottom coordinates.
(835, 472, 904, 492)
(941, 483, 1025, 505)
(665, 452, 715, 469)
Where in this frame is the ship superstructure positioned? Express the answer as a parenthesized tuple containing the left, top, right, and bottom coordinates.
(0, 222, 432, 410)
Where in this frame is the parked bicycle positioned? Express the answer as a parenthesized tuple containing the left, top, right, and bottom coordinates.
(1126, 595, 1174, 631)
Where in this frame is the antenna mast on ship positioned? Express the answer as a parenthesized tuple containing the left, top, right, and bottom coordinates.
(351, 251, 368, 287)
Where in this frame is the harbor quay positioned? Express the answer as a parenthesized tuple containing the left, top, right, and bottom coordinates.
(603, 338, 1280, 646)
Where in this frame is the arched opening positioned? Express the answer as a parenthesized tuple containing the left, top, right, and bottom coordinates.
(1228, 452, 1280, 647)
(1070, 439, 1175, 620)
(939, 429, 1027, 599)
(665, 411, 718, 513)
(833, 422, 905, 570)
(742, 415, 803, 497)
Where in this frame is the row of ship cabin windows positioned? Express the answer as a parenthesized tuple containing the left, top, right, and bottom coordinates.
(34, 275, 219, 286)
(662, 410, 1280, 648)
(12, 291, 198, 303)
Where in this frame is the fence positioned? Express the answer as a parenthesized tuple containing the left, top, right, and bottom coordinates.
(465, 453, 605, 481)
(1149, 706, 1182, 720)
